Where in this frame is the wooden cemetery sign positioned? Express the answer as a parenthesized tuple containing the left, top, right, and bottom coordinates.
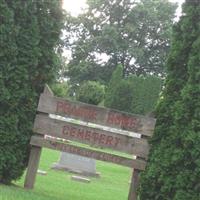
(24, 85, 156, 200)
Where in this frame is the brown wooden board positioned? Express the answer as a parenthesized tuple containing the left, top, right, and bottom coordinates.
(24, 85, 155, 198)
(24, 145, 42, 189)
(33, 114, 150, 159)
(37, 94, 156, 137)
(128, 169, 140, 200)
(30, 136, 147, 170)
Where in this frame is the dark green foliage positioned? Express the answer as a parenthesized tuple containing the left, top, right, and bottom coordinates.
(139, 1, 200, 199)
(129, 75, 162, 114)
(108, 79, 133, 113)
(105, 66, 162, 114)
(51, 82, 70, 98)
(104, 65, 124, 108)
(0, 0, 64, 183)
(65, 0, 177, 89)
(76, 81, 105, 105)
(105, 65, 134, 113)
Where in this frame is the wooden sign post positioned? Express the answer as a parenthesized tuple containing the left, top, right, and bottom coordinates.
(24, 85, 156, 200)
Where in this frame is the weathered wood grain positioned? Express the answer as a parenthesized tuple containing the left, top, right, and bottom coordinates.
(37, 94, 156, 136)
(128, 134, 147, 199)
(30, 136, 147, 170)
(24, 145, 42, 189)
(43, 84, 54, 96)
(33, 114, 150, 159)
(128, 169, 140, 200)
(24, 85, 154, 197)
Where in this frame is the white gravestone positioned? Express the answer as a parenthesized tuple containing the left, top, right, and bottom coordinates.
(52, 152, 100, 177)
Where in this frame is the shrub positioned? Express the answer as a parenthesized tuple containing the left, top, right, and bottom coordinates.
(51, 82, 70, 98)
(76, 81, 105, 105)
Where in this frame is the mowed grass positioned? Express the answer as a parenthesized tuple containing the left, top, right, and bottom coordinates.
(0, 148, 132, 200)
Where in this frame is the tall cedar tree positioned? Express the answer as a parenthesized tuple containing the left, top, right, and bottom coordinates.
(0, 0, 64, 183)
(139, 1, 200, 199)
(105, 65, 162, 114)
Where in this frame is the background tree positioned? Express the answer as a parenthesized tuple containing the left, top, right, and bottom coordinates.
(0, 0, 64, 183)
(76, 81, 105, 105)
(105, 65, 162, 114)
(129, 75, 162, 114)
(104, 65, 124, 108)
(51, 82, 70, 98)
(139, 1, 200, 199)
(64, 0, 177, 89)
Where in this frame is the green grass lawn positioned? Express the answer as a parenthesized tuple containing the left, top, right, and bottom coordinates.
(0, 148, 132, 200)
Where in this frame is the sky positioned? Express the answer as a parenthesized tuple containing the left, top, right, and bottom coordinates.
(63, 0, 185, 18)
(63, 0, 87, 16)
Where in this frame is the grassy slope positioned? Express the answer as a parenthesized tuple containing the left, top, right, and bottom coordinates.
(0, 148, 131, 200)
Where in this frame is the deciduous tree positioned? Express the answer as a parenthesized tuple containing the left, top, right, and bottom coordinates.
(64, 0, 177, 88)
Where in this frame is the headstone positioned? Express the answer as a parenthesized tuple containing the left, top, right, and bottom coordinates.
(37, 169, 47, 175)
(71, 175, 91, 183)
(52, 152, 100, 177)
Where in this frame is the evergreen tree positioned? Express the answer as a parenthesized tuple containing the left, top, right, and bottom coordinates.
(0, 0, 64, 183)
(139, 1, 200, 199)
(129, 75, 162, 115)
(104, 65, 124, 108)
(105, 65, 162, 114)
